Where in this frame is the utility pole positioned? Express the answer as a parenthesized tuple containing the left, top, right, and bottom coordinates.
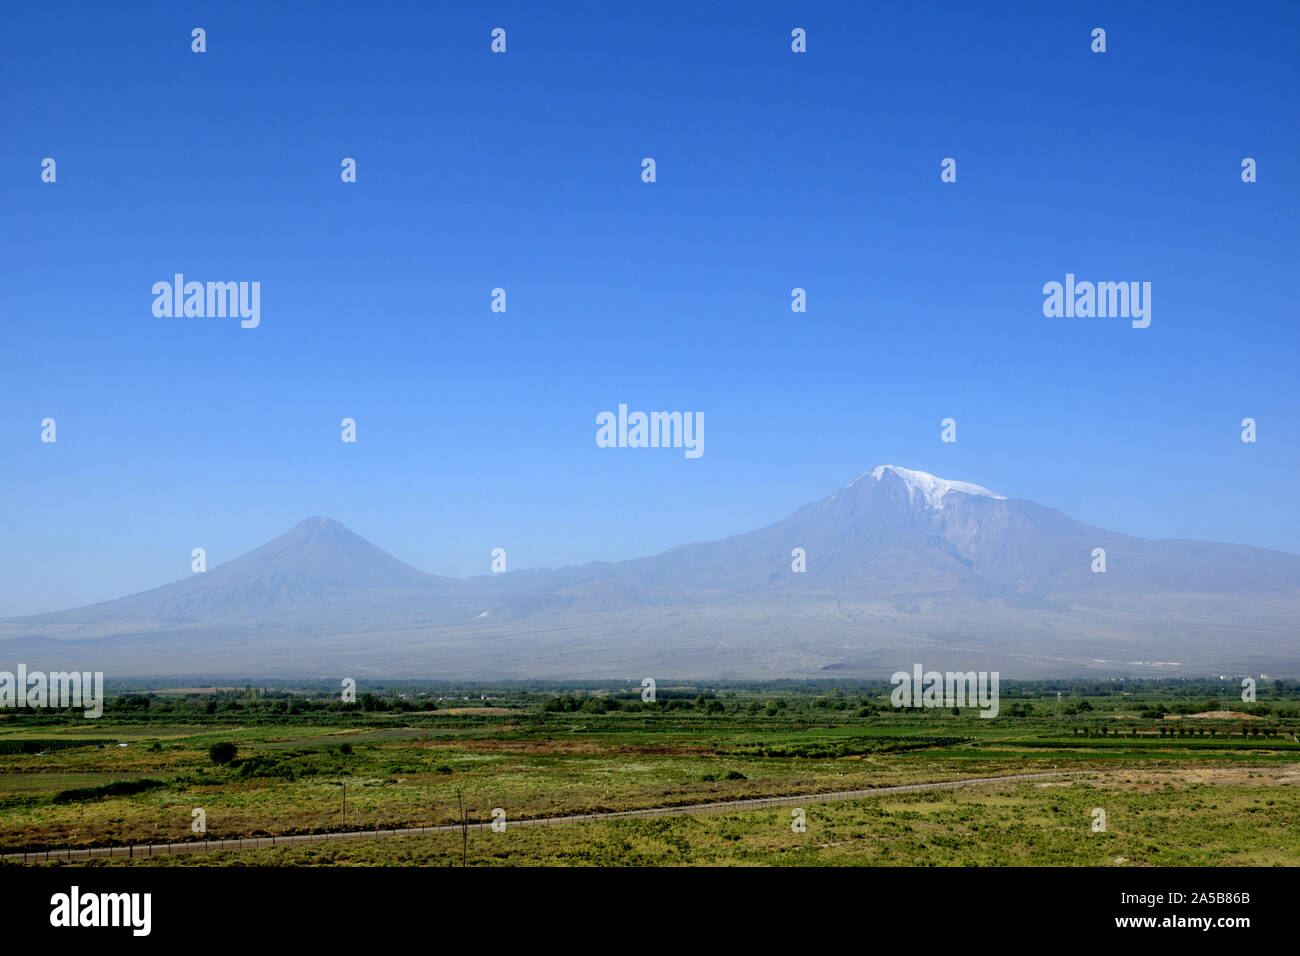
(342, 780, 347, 828)
(457, 788, 467, 866)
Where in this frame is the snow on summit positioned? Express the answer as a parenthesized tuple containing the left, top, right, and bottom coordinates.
(860, 465, 1006, 508)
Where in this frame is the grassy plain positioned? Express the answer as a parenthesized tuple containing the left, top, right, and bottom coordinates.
(2, 679, 1296, 866)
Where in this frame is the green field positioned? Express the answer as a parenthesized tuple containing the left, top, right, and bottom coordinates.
(2, 678, 1297, 866)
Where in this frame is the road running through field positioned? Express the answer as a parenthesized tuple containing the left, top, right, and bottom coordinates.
(4, 769, 1099, 863)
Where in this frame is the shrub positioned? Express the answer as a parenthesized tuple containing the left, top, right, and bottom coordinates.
(208, 742, 238, 764)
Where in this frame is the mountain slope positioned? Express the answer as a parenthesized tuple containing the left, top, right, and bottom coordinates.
(1, 467, 1296, 676)
(0, 517, 488, 640)
(495, 465, 1300, 604)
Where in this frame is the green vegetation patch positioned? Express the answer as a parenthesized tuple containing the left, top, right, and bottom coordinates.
(51, 778, 168, 804)
(0, 739, 116, 755)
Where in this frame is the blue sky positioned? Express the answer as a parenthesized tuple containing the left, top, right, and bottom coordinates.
(2, 1, 1297, 616)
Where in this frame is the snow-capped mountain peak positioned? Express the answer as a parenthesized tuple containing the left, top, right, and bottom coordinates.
(861, 464, 1006, 509)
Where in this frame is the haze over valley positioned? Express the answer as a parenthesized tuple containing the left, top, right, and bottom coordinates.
(1, 466, 1295, 679)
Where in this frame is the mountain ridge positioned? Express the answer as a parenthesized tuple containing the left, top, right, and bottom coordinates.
(1, 466, 1296, 678)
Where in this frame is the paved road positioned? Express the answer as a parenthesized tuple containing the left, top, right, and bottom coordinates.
(3, 770, 1095, 863)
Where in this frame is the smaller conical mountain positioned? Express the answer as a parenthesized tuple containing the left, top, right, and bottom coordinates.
(0, 517, 481, 640)
(214, 516, 435, 592)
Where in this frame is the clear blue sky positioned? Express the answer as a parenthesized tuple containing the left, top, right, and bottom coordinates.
(2, 1, 1297, 616)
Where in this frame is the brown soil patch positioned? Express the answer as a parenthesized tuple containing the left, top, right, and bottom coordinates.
(612, 743, 713, 756)
(1091, 764, 1298, 792)
(459, 739, 606, 755)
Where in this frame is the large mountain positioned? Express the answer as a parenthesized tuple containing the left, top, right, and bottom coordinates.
(1, 466, 1297, 678)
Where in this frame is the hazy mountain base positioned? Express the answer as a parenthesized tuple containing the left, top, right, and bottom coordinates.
(1, 595, 1292, 680)
(2, 468, 1297, 678)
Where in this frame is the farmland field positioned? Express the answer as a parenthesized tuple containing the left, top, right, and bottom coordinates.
(2, 678, 1297, 866)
